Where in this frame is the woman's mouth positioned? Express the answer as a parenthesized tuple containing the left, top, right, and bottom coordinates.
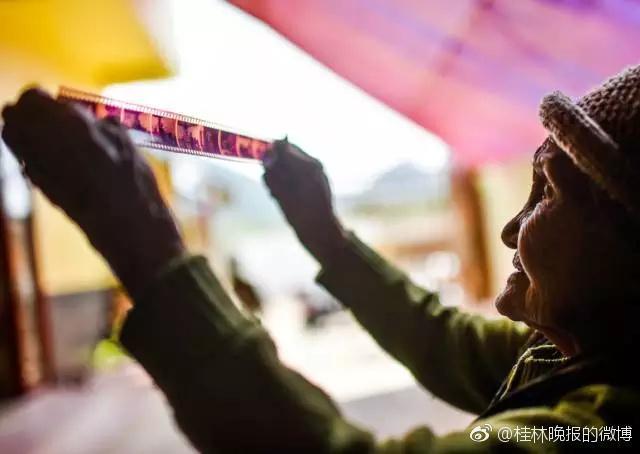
(495, 254, 530, 318)
(512, 253, 525, 272)
(507, 254, 529, 286)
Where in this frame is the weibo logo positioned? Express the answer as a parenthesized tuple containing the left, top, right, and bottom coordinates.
(469, 423, 493, 442)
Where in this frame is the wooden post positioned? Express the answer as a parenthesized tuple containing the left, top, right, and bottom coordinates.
(450, 167, 492, 302)
(0, 145, 53, 398)
(26, 211, 55, 382)
(0, 151, 26, 398)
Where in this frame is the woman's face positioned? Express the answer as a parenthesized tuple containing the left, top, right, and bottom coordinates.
(495, 140, 617, 339)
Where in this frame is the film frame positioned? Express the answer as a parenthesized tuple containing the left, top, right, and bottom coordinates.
(57, 87, 272, 162)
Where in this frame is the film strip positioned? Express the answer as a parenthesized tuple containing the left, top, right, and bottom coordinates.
(57, 87, 271, 162)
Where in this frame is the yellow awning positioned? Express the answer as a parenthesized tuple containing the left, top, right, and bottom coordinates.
(0, 0, 171, 100)
(1, 0, 173, 294)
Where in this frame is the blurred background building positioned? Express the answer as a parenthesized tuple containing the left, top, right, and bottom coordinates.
(1, 0, 639, 452)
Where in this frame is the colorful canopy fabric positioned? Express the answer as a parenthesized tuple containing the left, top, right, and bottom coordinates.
(230, 0, 640, 166)
(0, 0, 170, 96)
(0, 0, 172, 293)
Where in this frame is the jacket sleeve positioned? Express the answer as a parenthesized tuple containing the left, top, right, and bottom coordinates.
(119, 255, 604, 453)
(379, 388, 612, 453)
(316, 232, 532, 414)
(120, 255, 374, 453)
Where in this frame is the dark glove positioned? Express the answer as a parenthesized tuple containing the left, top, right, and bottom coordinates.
(263, 139, 347, 266)
(2, 88, 185, 298)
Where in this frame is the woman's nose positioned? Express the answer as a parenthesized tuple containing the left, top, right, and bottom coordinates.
(501, 213, 520, 249)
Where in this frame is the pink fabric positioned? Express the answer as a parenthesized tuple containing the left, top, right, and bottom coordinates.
(229, 0, 640, 166)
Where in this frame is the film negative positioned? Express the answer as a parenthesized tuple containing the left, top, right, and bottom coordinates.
(57, 87, 271, 162)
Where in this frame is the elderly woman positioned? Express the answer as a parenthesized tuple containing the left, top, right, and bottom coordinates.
(2, 65, 639, 452)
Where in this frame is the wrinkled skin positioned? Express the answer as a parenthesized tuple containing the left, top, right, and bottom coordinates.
(496, 139, 640, 355)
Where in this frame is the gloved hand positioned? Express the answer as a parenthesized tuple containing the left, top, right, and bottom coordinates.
(263, 139, 347, 266)
(2, 88, 185, 298)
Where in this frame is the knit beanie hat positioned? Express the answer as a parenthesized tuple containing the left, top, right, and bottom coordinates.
(539, 64, 640, 218)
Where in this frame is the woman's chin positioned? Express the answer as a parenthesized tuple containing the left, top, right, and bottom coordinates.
(494, 271, 529, 320)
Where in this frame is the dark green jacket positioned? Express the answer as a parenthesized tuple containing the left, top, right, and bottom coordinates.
(120, 233, 640, 452)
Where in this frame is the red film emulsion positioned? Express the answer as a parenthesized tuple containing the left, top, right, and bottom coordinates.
(57, 87, 271, 162)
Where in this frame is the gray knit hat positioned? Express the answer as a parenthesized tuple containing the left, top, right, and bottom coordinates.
(539, 64, 640, 218)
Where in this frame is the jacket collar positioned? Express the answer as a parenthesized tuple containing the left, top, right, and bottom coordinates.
(474, 338, 640, 421)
